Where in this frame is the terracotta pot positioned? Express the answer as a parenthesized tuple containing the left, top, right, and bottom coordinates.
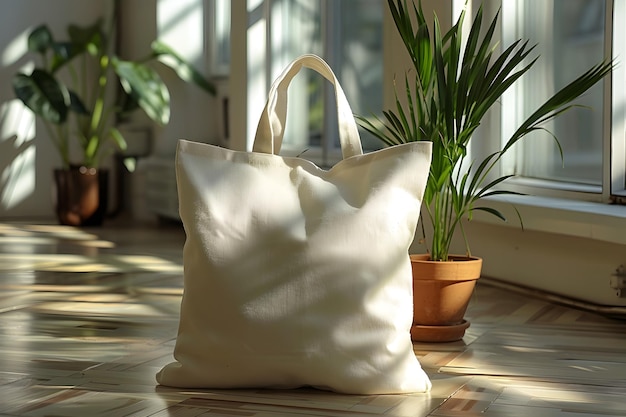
(53, 167, 109, 226)
(410, 254, 482, 342)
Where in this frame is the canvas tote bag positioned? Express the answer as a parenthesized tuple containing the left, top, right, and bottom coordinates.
(156, 54, 432, 394)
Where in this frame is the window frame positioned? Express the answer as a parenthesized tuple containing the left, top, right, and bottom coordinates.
(610, 0, 626, 201)
(492, 0, 622, 204)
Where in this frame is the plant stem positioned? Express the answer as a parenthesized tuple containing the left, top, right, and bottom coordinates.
(42, 120, 70, 169)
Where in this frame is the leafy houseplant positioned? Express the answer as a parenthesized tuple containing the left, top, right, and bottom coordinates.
(13, 16, 215, 225)
(359, 0, 612, 262)
(358, 0, 612, 341)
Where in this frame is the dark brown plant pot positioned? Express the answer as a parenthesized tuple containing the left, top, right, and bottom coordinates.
(410, 254, 482, 342)
(53, 167, 109, 227)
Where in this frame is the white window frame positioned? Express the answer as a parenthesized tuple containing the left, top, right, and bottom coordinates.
(610, 0, 626, 202)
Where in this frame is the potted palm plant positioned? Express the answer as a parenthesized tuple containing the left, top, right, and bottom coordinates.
(358, 0, 612, 341)
(12, 16, 215, 226)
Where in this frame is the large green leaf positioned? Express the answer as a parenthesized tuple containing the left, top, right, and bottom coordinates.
(48, 20, 103, 72)
(151, 40, 216, 95)
(50, 41, 79, 72)
(27, 26, 77, 74)
(114, 58, 170, 125)
(68, 19, 104, 56)
(116, 89, 141, 117)
(67, 90, 90, 115)
(12, 69, 69, 124)
(27, 25, 53, 54)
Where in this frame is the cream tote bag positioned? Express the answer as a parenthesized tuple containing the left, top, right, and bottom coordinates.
(156, 54, 432, 394)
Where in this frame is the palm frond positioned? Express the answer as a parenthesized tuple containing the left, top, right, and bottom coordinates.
(357, 0, 613, 261)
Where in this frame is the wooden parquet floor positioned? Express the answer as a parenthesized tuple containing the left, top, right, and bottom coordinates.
(0, 221, 625, 416)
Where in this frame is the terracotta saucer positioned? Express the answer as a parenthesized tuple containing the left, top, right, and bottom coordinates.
(410, 320, 470, 343)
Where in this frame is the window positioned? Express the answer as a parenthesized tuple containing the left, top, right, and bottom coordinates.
(497, 0, 622, 202)
(236, 0, 621, 196)
(228, 1, 626, 304)
(264, 0, 384, 165)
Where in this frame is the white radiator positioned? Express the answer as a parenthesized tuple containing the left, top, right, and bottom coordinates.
(142, 156, 180, 220)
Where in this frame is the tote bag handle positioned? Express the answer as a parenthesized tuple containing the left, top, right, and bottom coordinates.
(253, 54, 363, 159)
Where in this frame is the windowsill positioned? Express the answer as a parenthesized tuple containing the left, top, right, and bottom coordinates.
(474, 194, 626, 246)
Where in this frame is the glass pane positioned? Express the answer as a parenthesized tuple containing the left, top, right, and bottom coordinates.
(335, 0, 384, 151)
(210, 0, 231, 75)
(270, 0, 383, 158)
(271, 0, 322, 152)
(506, 0, 606, 185)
